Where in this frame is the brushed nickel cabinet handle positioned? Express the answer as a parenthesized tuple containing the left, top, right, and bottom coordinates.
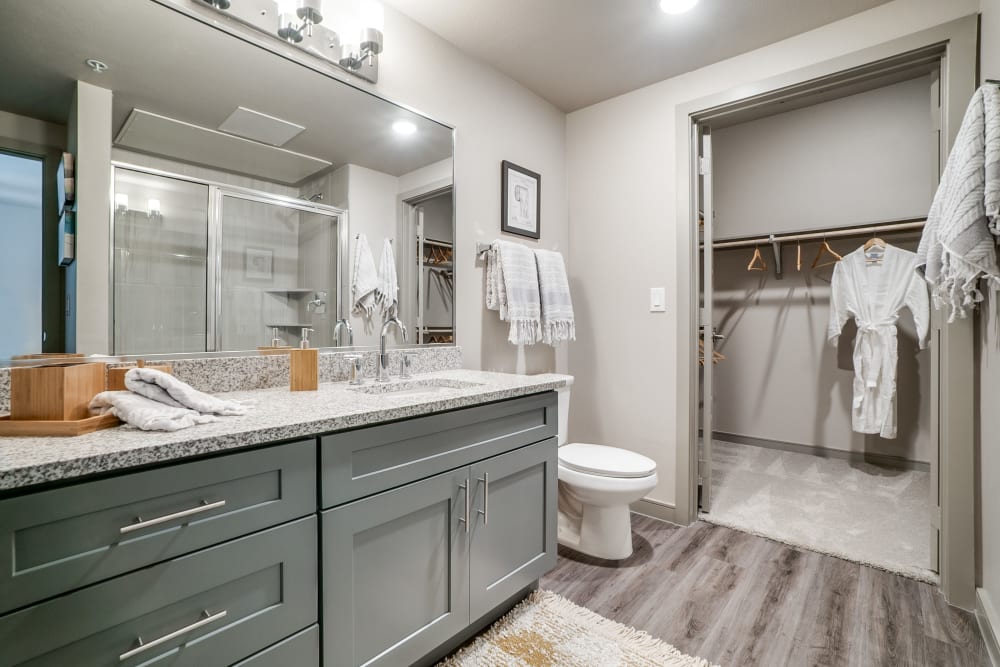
(120, 499, 227, 535)
(119, 609, 227, 661)
(457, 479, 470, 533)
(477, 473, 489, 525)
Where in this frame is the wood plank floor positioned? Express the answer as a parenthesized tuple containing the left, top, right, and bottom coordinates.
(539, 516, 989, 666)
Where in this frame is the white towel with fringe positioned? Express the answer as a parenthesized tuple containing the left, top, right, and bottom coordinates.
(917, 84, 1000, 321)
(534, 249, 575, 345)
(352, 233, 379, 317)
(89, 391, 219, 432)
(124, 367, 250, 416)
(376, 238, 398, 318)
(486, 240, 541, 344)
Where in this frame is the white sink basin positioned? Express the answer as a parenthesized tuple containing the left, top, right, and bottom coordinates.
(349, 379, 484, 396)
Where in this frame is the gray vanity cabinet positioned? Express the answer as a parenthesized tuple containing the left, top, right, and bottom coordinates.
(469, 438, 557, 620)
(322, 468, 471, 667)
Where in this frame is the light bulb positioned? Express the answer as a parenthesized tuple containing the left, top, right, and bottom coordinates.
(359, 0, 383, 32)
(115, 193, 128, 210)
(148, 199, 161, 216)
(659, 0, 699, 14)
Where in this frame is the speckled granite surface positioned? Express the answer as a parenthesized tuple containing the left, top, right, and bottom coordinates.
(0, 347, 462, 413)
(0, 370, 571, 492)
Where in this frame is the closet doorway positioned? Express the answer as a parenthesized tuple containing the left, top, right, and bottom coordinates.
(399, 186, 454, 344)
(679, 16, 979, 608)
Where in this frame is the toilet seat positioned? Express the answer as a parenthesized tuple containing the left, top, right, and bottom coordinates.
(559, 443, 656, 479)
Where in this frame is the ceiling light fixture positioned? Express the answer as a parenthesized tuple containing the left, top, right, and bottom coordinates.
(200, 0, 385, 83)
(85, 58, 108, 73)
(392, 120, 416, 135)
(659, 0, 699, 14)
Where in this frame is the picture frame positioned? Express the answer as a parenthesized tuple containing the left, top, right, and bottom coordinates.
(245, 247, 273, 280)
(501, 160, 541, 239)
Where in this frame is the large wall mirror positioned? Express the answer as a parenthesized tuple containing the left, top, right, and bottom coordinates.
(0, 0, 455, 361)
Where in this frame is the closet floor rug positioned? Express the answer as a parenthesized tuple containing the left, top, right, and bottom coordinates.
(437, 589, 716, 667)
(700, 440, 935, 584)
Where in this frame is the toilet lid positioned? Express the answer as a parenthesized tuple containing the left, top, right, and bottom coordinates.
(559, 443, 657, 479)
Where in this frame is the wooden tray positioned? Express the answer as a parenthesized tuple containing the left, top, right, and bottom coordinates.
(0, 413, 121, 437)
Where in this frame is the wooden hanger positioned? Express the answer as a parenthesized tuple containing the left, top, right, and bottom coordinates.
(747, 246, 768, 272)
(811, 239, 842, 269)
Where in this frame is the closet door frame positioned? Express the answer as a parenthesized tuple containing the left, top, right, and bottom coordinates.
(672, 15, 979, 609)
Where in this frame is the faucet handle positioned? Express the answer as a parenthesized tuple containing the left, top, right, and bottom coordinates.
(400, 352, 417, 379)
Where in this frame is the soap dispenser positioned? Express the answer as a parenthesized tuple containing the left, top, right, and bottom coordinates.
(290, 327, 318, 391)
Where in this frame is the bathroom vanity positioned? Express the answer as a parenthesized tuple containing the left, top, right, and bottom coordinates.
(0, 371, 568, 667)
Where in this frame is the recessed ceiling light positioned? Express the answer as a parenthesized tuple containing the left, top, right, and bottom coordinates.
(392, 120, 417, 135)
(85, 59, 108, 73)
(659, 0, 699, 14)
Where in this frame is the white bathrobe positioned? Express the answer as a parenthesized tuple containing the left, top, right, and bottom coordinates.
(828, 246, 929, 439)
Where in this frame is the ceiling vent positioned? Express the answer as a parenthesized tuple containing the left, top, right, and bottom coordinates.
(218, 106, 305, 146)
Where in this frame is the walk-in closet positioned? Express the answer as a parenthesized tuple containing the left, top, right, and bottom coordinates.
(697, 60, 942, 581)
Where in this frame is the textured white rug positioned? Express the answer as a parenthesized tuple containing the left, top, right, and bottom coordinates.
(439, 590, 716, 666)
(701, 440, 936, 583)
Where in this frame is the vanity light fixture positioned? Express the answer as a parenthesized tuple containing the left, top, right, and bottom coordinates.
(392, 120, 416, 135)
(659, 0, 699, 14)
(114, 193, 128, 214)
(147, 198, 162, 221)
(198, 0, 385, 83)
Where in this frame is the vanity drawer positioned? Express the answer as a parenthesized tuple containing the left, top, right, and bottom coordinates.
(233, 625, 320, 667)
(0, 439, 316, 614)
(0, 516, 317, 667)
(321, 392, 557, 508)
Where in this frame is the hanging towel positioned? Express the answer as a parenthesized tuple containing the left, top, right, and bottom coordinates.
(485, 240, 541, 344)
(352, 233, 379, 317)
(124, 367, 251, 416)
(89, 391, 219, 432)
(376, 238, 398, 318)
(534, 249, 575, 345)
(917, 84, 1000, 321)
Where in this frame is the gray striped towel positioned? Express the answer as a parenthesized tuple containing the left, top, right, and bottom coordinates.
(486, 240, 541, 345)
(534, 249, 575, 345)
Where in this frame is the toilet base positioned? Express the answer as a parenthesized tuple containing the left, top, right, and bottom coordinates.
(557, 490, 635, 560)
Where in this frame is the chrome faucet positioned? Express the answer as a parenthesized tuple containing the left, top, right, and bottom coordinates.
(378, 317, 407, 383)
(333, 318, 354, 346)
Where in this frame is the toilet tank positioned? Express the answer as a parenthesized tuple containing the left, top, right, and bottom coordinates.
(556, 379, 573, 446)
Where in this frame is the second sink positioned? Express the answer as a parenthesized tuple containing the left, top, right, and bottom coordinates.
(349, 378, 484, 396)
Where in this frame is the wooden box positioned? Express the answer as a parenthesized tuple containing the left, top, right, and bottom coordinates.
(290, 348, 318, 391)
(106, 362, 174, 392)
(10, 362, 106, 421)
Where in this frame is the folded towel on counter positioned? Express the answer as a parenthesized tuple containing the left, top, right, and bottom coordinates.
(89, 391, 219, 432)
(486, 240, 541, 345)
(124, 367, 250, 416)
(352, 233, 379, 317)
(534, 249, 575, 345)
(376, 238, 398, 318)
(917, 84, 1000, 321)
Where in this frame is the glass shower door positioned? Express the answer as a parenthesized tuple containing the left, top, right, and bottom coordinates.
(113, 169, 209, 354)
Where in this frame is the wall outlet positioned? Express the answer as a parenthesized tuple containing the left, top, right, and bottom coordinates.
(650, 287, 666, 312)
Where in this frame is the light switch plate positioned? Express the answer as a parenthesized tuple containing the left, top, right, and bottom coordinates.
(650, 287, 666, 312)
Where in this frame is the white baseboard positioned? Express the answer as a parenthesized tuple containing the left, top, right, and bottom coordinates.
(978, 588, 1000, 667)
(631, 498, 682, 526)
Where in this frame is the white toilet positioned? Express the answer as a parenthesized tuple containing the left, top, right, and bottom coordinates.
(556, 382, 658, 560)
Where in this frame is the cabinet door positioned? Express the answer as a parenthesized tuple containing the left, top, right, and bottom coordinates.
(322, 468, 471, 667)
(469, 438, 558, 620)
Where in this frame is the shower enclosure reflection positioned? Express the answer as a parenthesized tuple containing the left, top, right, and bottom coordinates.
(112, 166, 343, 355)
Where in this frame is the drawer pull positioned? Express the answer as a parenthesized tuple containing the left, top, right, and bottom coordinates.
(120, 499, 227, 535)
(119, 609, 228, 661)
(477, 472, 489, 525)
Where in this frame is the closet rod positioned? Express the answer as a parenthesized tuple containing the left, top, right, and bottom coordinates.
(710, 219, 925, 250)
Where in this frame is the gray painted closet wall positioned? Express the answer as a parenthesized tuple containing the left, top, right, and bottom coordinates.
(710, 76, 935, 464)
(712, 75, 934, 240)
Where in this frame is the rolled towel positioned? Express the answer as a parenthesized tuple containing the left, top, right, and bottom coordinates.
(376, 238, 398, 318)
(90, 391, 218, 432)
(534, 249, 575, 345)
(485, 240, 541, 345)
(352, 233, 379, 317)
(124, 367, 250, 416)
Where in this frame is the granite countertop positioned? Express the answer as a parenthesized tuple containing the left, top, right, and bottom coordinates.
(0, 370, 572, 492)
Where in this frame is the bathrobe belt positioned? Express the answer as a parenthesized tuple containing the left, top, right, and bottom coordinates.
(853, 318, 897, 408)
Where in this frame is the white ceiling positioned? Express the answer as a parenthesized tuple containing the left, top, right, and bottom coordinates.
(382, 0, 894, 112)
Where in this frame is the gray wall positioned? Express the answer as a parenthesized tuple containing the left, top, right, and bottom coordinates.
(713, 75, 935, 239)
(712, 236, 930, 463)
